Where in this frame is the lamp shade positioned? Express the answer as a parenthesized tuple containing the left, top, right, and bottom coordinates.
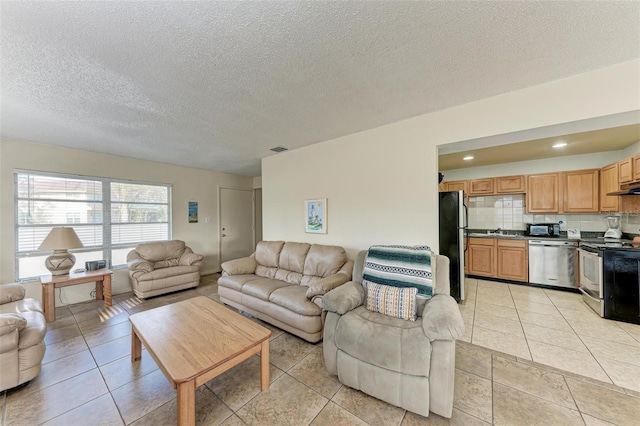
(39, 227, 84, 250)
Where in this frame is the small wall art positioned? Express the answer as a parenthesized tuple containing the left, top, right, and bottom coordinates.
(188, 200, 198, 223)
(305, 198, 327, 233)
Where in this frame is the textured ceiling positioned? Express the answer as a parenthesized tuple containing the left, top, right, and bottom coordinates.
(1, 2, 639, 176)
(439, 124, 640, 171)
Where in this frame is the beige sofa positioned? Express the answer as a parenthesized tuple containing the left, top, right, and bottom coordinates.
(218, 241, 354, 342)
(127, 240, 203, 299)
(0, 284, 47, 392)
(323, 250, 464, 418)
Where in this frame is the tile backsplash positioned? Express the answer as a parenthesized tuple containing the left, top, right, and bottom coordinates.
(467, 194, 640, 233)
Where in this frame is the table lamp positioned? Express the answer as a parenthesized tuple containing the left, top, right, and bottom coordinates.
(39, 227, 84, 276)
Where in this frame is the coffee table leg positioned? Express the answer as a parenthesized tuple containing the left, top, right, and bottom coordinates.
(177, 381, 196, 426)
(131, 329, 142, 362)
(260, 339, 269, 391)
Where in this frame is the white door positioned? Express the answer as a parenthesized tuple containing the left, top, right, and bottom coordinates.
(220, 187, 254, 264)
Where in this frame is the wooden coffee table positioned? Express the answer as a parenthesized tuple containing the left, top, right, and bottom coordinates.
(129, 296, 271, 425)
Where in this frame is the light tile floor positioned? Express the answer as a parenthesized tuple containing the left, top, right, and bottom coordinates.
(460, 277, 640, 393)
(1, 275, 639, 425)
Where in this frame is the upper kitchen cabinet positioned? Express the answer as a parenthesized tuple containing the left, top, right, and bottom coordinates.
(633, 154, 640, 182)
(468, 178, 494, 195)
(562, 169, 599, 213)
(444, 180, 468, 193)
(526, 173, 559, 213)
(600, 162, 620, 212)
(495, 175, 526, 194)
(619, 157, 634, 184)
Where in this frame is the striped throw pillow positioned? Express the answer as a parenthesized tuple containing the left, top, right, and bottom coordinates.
(364, 281, 417, 321)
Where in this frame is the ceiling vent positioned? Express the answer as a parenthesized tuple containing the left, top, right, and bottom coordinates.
(270, 146, 288, 153)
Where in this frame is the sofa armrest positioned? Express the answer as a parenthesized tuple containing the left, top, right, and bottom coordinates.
(128, 258, 154, 273)
(179, 252, 204, 266)
(323, 281, 365, 315)
(421, 294, 465, 342)
(305, 272, 351, 299)
(0, 313, 27, 337)
(221, 255, 257, 276)
(0, 284, 26, 305)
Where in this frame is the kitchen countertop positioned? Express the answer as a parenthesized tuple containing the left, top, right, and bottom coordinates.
(466, 231, 636, 244)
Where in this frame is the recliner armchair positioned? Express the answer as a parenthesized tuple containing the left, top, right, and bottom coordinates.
(127, 240, 203, 299)
(0, 283, 47, 392)
(323, 250, 464, 418)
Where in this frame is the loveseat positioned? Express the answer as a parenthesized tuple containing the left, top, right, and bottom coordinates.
(127, 240, 203, 299)
(218, 241, 354, 342)
(0, 283, 47, 392)
(323, 249, 464, 418)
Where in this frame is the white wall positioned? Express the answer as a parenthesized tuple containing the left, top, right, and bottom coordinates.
(263, 60, 640, 259)
(0, 139, 253, 304)
(441, 151, 623, 181)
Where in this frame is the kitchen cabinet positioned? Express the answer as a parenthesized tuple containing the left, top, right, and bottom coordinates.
(469, 178, 494, 195)
(468, 238, 497, 277)
(496, 239, 528, 282)
(526, 173, 559, 213)
(619, 157, 633, 184)
(633, 154, 640, 182)
(444, 180, 468, 193)
(562, 169, 599, 213)
(600, 162, 620, 212)
(495, 175, 526, 194)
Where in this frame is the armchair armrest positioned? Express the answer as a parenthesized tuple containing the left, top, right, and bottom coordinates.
(0, 284, 26, 305)
(178, 252, 204, 266)
(221, 255, 257, 276)
(127, 259, 154, 279)
(421, 294, 465, 342)
(322, 281, 365, 315)
(0, 313, 27, 337)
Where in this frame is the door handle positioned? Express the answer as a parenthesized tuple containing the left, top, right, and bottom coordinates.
(222, 234, 227, 237)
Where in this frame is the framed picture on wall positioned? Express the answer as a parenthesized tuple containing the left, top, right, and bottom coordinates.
(305, 198, 327, 233)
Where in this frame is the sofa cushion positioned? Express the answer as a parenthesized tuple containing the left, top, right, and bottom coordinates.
(242, 278, 294, 301)
(279, 242, 311, 274)
(255, 265, 278, 279)
(136, 240, 186, 262)
(218, 274, 263, 292)
(335, 306, 431, 376)
(364, 282, 417, 321)
(269, 286, 322, 316)
(255, 241, 285, 267)
(274, 269, 303, 285)
(302, 245, 347, 279)
(135, 265, 199, 281)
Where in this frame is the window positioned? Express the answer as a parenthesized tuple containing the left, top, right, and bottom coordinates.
(15, 171, 171, 280)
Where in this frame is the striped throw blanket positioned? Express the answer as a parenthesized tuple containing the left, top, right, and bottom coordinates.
(363, 245, 435, 298)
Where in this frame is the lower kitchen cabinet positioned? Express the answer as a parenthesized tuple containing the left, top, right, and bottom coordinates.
(468, 238, 497, 277)
(468, 237, 528, 282)
(496, 239, 528, 282)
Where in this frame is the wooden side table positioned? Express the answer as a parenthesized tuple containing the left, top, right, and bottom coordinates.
(40, 269, 113, 322)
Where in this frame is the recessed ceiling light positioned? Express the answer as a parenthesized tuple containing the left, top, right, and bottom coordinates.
(552, 142, 568, 149)
(463, 155, 474, 161)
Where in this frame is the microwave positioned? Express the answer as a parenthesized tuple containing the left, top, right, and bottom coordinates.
(525, 223, 560, 237)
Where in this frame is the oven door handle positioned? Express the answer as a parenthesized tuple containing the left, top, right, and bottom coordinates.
(578, 248, 600, 257)
(578, 287, 600, 302)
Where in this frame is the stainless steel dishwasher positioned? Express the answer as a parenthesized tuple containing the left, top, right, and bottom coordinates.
(528, 240, 579, 288)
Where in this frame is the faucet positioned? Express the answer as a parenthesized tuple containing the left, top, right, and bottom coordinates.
(493, 227, 502, 234)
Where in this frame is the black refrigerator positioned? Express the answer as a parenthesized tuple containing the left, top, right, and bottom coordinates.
(439, 190, 467, 302)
